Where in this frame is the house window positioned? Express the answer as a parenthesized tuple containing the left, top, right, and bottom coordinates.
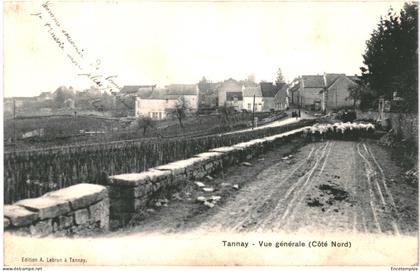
(248, 103, 251, 110)
(152, 112, 159, 119)
(158, 112, 162, 119)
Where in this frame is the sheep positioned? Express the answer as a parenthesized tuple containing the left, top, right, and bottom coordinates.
(300, 121, 375, 142)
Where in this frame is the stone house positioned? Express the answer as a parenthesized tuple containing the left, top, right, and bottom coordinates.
(165, 84, 199, 110)
(290, 75, 324, 110)
(289, 79, 300, 106)
(259, 82, 279, 111)
(243, 82, 282, 112)
(134, 84, 199, 120)
(289, 73, 357, 111)
(135, 91, 178, 119)
(243, 86, 263, 112)
(217, 79, 243, 108)
(217, 79, 285, 112)
(324, 75, 358, 110)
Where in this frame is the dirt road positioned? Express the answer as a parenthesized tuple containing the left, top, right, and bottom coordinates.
(112, 139, 417, 236)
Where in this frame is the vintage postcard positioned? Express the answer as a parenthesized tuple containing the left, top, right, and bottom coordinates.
(2, 0, 418, 268)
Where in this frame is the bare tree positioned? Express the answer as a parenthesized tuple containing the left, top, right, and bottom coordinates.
(135, 116, 156, 136)
(167, 96, 191, 128)
(218, 105, 235, 125)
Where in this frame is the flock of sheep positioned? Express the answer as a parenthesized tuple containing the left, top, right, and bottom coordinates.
(303, 122, 376, 141)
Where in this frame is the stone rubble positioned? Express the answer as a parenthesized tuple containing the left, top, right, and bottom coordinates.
(194, 181, 205, 187)
(203, 187, 215, 192)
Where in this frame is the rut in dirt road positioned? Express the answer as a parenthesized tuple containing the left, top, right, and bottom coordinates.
(198, 140, 403, 234)
(233, 143, 329, 231)
(199, 141, 331, 232)
(355, 142, 400, 235)
(254, 141, 334, 231)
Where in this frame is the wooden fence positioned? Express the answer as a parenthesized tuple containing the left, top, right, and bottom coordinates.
(4, 119, 316, 204)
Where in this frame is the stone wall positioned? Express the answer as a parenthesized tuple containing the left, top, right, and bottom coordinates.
(356, 110, 418, 143)
(3, 123, 313, 235)
(5, 121, 379, 235)
(107, 126, 308, 227)
(4, 184, 109, 237)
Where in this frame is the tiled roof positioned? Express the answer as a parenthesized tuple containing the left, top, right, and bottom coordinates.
(123, 84, 198, 99)
(243, 86, 262, 97)
(120, 85, 155, 98)
(301, 75, 325, 88)
(260, 82, 277, 97)
(142, 87, 198, 100)
(301, 74, 355, 89)
(166, 84, 198, 96)
(275, 82, 287, 94)
(325, 74, 345, 87)
(275, 84, 289, 99)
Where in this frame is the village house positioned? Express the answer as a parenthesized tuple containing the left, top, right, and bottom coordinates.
(289, 79, 300, 106)
(259, 82, 279, 111)
(165, 84, 199, 110)
(243, 82, 285, 112)
(289, 73, 358, 111)
(217, 79, 243, 110)
(135, 89, 178, 119)
(273, 83, 289, 110)
(134, 84, 198, 120)
(243, 86, 263, 112)
(225, 91, 243, 111)
(120, 85, 157, 98)
(324, 74, 358, 110)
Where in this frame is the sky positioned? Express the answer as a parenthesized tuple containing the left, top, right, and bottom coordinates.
(3, 0, 406, 97)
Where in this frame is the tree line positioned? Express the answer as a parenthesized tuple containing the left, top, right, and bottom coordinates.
(352, 2, 418, 112)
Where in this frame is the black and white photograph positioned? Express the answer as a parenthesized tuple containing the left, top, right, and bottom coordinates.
(2, 0, 419, 268)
